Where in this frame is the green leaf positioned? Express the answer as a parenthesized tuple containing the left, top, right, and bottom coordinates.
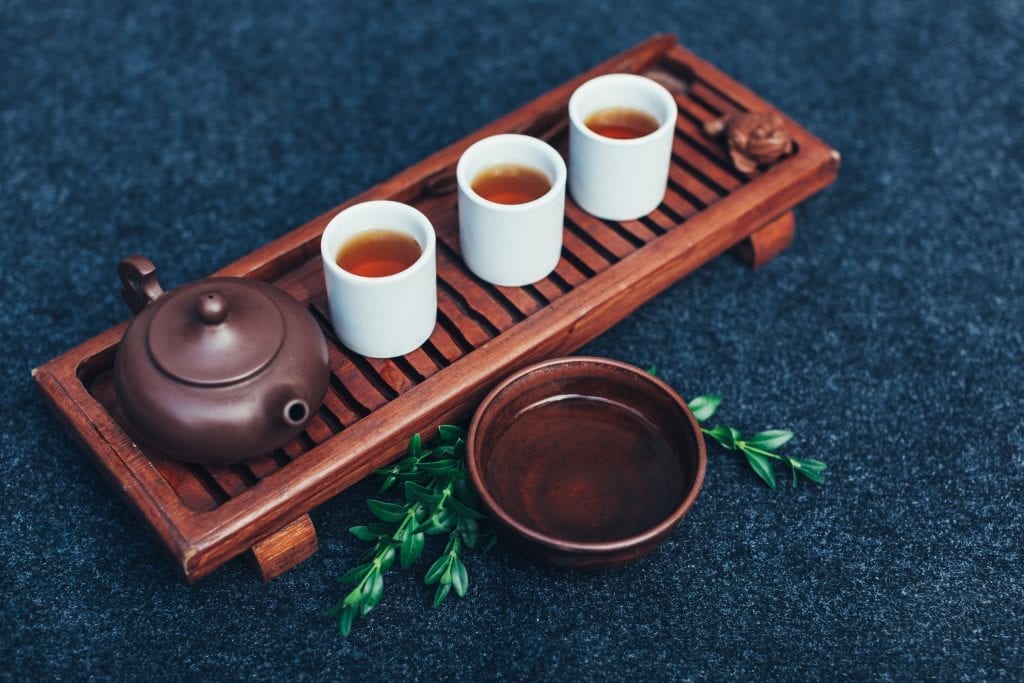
(367, 522, 394, 536)
(378, 545, 396, 572)
(688, 395, 722, 423)
(361, 571, 384, 615)
(430, 509, 454, 530)
(433, 582, 451, 608)
(793, 462, 825, 484)
(444, 468, 466, 482)
(418, 459, 458, 475)
(451, 558, 469, 597)
(378, 475, 397, 493)
(449, 496, 486, 520)
(746, 429, 794, 451)
(336, 563, 370, 584)
(424, 554, 449, 585)
(408, 432, 422, 457)
(744, 450, 777, 489)
(795, 458, 827, 473)
(366, 499, 408, 523)
(646, 366, 658, 376)
(705, 425, 738, 449)
(338, 603, 358, 637)
(400, 531, 425, 569)
(438, 424, 466, 444)
(404, 480, 440, 505)
(801, 469, 824, 483)
(349, 526, 380, 542)
(342, 585, 362, 608)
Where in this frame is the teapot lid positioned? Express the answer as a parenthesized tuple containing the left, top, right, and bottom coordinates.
(146, 280, 285, 386)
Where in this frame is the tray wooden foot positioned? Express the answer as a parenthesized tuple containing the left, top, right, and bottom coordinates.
(732, 212, 795, 269)
(244, 513, 318, 581)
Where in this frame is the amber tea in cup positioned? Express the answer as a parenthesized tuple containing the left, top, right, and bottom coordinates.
(457, 134, 566, 286)
(585, 106, 660, 140)
(321, 200, 437, 358)
(336, 228, 422, 278)
(568, 74, 678, 220)
(471, 163, 552, 205)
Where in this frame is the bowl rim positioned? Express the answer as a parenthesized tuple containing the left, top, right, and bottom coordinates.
(466, 355, 707, 556)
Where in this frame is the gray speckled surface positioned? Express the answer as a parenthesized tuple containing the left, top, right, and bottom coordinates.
(3, 0, 1022, 679)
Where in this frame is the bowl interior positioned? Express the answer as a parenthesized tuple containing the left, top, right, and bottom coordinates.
(470, 358, 703, 547)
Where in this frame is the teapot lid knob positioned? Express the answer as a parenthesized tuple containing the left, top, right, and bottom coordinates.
(145, 281, 285, 386)
(195, 291, 229, 325)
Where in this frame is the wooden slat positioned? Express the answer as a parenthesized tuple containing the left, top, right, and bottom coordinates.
(562, 224, 614, 274)
(279, 437, 305, 460)
(563, 203, 636, 259)
(435, 283, 494, 348)
(361, 356, 416, 397)
(671, 160, 723, 206)
(688, 81, 743, 118)
(422, 328, 465, 365)
(244, 455, 284, 481)
(432, 227, 542, 320)
(530, 278, 561, 304)
(672, 137, 743, 193)
(662, 184, 702, 219)
(616, 216, 664, 242)
(302, 414, 334, 444)
(149, 456, 224, 512)
(402, 348, 443, 380)
(204, 465, 253, 499)
(674, 110, 733, 162)
(435, 266, 519, 333)
(551, 254, 588, 288)
(324, 344, 389, 412)
(321, 387, 363, 425)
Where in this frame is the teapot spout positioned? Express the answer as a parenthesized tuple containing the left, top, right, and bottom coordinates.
(281, 398, 310, 427)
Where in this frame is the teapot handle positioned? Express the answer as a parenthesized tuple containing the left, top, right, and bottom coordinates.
(118, 255, 165, 315)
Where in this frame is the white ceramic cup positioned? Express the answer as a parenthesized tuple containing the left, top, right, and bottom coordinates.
(320, 200, 437, 358)
(457, 134, 567, 287)
(568, 73, 678, 221)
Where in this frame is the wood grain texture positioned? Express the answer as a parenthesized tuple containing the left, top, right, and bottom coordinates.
(32, 34, 839, 582)
(244, 514, 318, 582)
(732, 212, 797, 269)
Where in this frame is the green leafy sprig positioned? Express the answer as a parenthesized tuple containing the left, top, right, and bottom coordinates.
(326, 425, 495, 636)
(687, 394, 827, 489)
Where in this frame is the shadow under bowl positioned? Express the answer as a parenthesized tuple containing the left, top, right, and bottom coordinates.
(466, 356, 706, 570)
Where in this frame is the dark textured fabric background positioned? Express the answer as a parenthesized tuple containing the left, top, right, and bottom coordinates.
(3, 0, 1022, 679)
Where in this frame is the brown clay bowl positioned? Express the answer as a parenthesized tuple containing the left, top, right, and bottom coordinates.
(466, 356, 706, 569)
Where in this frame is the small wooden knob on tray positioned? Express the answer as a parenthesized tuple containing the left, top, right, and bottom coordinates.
(704, 112, 793, 175)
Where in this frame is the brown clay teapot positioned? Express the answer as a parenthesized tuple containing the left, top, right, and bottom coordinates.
(113, 255, 329, 465)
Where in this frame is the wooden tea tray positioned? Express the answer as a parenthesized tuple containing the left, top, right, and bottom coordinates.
(33, 35, 839, 582)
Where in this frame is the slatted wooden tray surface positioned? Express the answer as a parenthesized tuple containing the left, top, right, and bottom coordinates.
(33, 35, 839, 582)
